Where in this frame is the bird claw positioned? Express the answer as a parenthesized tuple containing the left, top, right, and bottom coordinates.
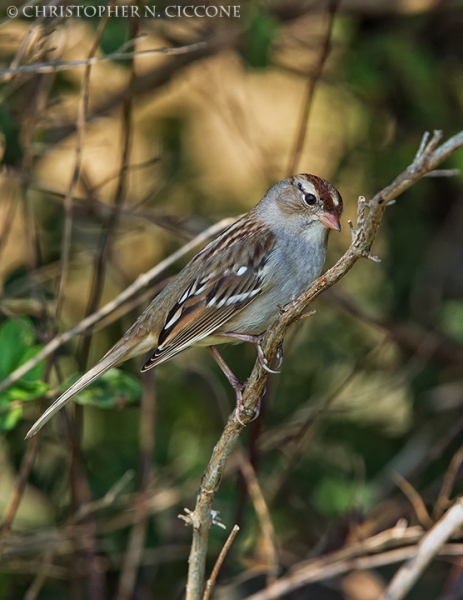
(255, 337, 281, 374)
(234, 405, 248, 426)
(235, 398, 261, 425)
(260, 359, 280, 375)
(234, 388, 262, 425)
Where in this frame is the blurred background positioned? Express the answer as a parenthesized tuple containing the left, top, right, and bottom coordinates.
(1, 0, 463, 598)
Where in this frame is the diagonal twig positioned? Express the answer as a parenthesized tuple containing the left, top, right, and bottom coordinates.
(238, 450, 279, 585)
(382, 496, 463, 600)
(202, 525, 240, 600)
(184, 129, 463, 600)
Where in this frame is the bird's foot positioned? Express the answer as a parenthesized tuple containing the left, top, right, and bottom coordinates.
(221, 332, 281, 374)
(234, 386, 262, 426)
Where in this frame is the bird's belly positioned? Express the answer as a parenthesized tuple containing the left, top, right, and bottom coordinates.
(199, 235, 327, 343)
(213, 268, 323, 339)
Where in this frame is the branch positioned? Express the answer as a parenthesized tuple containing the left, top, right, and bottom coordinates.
(382, 497, 463, 600)
(286, 0, 340, 175)
(184, 129, 463, 599)
(202, 525, 240, 600)
(244, 544, 463, 600)
(0, 42, 207, 79)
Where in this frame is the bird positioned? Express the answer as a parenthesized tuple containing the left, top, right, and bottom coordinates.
(26, 174, 343, 438)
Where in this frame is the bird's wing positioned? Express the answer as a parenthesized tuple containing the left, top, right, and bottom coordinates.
(141, 217, 275, 370)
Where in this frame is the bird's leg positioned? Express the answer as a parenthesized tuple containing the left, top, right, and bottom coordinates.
(207, 346, 244, 394)
(207, 346, 245, 409)
(207, 346, 260, 425)
(220, 332, 281, 374)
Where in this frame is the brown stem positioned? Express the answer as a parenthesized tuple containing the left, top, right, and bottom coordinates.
(115, 370, 156, 600)
(286, 0, 341, 176)
(59, 9, 115, 599)
(184, 129, 463, 599)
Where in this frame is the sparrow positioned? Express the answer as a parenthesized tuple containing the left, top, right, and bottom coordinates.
(26, 174, 342, 438)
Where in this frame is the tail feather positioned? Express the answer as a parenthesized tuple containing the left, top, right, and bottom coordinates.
(25, 349, 126, 439)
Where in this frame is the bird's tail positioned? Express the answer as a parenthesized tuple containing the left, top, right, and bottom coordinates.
(25, 345, 129, 439)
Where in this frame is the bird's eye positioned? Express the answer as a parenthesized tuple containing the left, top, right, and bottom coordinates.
(303, 193, 317, 206)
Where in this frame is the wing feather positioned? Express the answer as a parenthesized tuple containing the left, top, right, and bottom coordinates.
(141, 218, 275, 371)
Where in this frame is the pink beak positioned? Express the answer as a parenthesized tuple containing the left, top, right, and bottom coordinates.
(319, 211, 341, 232)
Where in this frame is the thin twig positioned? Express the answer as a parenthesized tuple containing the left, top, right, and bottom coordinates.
(0, 43, 208, 79)
(70, 471, 135, 523)
(434, 443, 463, 520)
(202, 525, 240, 600)
(286, 0, 340, 176)
(114, 17, 158, 600)
(392, 472, 433, 530)
(76, 2, 136, 368)
(238, 451, 279, 585)
(58, 10, 115, 599)
(0, 435, 40, 558)
(330, 287, 463, 372)
(266, 365, 359, 503)
(382, 497, 463, 600)
(24, 549, 55, 600)
(0, 188, 19, 263)
(115, 371, 156, 600)
(53, 0, 110, 323)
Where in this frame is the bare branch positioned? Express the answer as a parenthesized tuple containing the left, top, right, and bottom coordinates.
(238, 451, 278, 584)
(184, 129, 463, 599)
(0, 42, 208, 79)
(434, 443, 463, 520)
(392, 472, 433, 529)
(382, 497, 463, 600)
(244, 543, 463, 600)
(202, 525, 240, 600)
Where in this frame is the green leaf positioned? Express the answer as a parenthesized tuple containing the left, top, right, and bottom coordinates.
(0, 404, 22, 432)
(0, 318, 49, 431)
(0, 318, 36, 380)
(72, 368, 142, 409)
(18, 345, 47, 382)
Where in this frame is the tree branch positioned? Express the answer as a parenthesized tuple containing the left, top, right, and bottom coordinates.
(382, 497, 463, 600)
(184, 129, 463, 599)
